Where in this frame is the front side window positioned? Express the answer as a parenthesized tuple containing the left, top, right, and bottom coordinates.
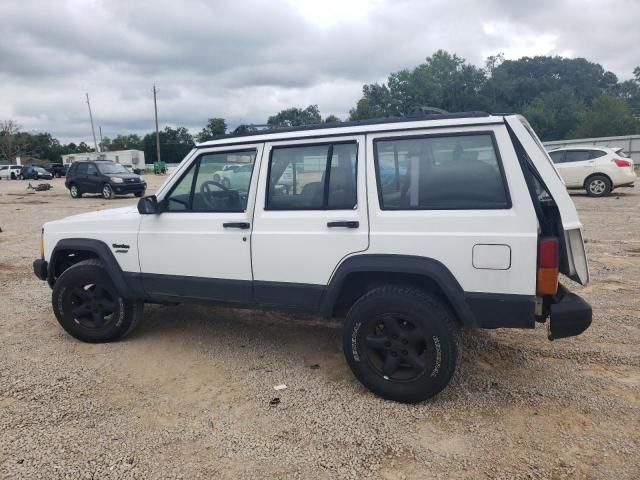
(266, 142, 357, 210)
(76, 163, 88, 175)
(375, 133, 509, 210)
(165, 149, 256, 212)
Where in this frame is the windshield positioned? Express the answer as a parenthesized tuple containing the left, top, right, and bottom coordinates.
(97, 163, 129, 174)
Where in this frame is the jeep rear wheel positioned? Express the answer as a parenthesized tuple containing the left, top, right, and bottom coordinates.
(343, 286, 460, 403)
(69, 184, 81, 198)
(52, 259, 142, 343)
(102, 184, 114, 199)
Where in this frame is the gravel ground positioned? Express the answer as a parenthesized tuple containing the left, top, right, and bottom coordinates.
(0, 176, 638, 479)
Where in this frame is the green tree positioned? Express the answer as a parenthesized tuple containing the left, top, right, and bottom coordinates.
(485, 56, 618, 111)
(570, 94, 639, 138)
(350, 50, 486, 120)
(267, 105, 322, 127)
(102, 134, 143, 151)
(142, 126, 194, 164)
(324, 114, 342, 123)
(196, 118, 227, 143)
(522, 88, 586, 141)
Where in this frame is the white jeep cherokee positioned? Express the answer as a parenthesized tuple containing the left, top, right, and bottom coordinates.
(33, 113, 592, 403)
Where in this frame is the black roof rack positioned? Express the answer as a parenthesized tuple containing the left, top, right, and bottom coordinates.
(202, 111, 492, 143)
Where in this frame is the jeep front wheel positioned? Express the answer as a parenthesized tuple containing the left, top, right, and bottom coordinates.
(69, 184, 81, 198)
(343, 286, 460, 403)
(52, 259, 142, 343)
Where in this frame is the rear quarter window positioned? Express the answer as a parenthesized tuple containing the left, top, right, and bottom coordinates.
(374, 133, 510, 210)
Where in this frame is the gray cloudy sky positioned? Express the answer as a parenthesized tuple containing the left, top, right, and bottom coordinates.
(1, 0, 639, 143)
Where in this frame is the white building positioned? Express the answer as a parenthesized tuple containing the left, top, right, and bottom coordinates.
(61, 149, 146, 169)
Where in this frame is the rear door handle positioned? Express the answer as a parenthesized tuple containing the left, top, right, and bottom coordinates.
(223, 222, 250, 229)
(327, 221, 359, 228)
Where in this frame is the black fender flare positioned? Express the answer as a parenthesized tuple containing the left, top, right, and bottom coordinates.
(323, 254, 479, 327)
(49, 238, 140, 299)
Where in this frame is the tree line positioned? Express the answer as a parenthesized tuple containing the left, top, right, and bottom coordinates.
(2, 51, 639, 164)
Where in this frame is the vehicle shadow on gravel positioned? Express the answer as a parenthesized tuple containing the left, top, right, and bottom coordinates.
(125, 303, 537, 403)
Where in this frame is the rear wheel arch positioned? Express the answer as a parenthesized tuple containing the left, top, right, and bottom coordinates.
(324, 255, 477, 328)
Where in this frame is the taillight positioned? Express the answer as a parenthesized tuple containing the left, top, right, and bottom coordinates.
(613, 159, 631, 167)
(537, 237, 559, 295)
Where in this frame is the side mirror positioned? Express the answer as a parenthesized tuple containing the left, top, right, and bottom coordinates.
(137, 195, 161, 214)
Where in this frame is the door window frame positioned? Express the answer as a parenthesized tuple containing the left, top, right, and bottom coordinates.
(264, 140, 359, 211)
(159, 144, 263, 214)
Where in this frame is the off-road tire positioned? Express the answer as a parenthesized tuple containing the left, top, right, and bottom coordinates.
(102, 183, 115, 200)
(343, 285, 460, 403)
(52, 259, 143, 343)
(69, 184, 81, 198)
(585, 174, 612, 197)
(134, 190, 145, 198)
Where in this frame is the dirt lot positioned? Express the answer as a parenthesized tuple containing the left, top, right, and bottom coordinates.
(0, 176, 638, 479)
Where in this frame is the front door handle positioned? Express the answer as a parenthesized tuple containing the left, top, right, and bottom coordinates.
(327, 221, 359, 229)
(223, 222, 250, 229)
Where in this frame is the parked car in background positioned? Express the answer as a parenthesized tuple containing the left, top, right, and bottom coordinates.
(20, 165, 53, 180)
(216, 163, 253, 190)
(43, 163, 67, 178)
(548, 146, 636, 197)
(0, 165, 23, 180)
(65, 160, 146, 199)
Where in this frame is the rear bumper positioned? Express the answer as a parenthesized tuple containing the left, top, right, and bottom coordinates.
(33, 259, 48, 281)
(548, 285, 592, 340)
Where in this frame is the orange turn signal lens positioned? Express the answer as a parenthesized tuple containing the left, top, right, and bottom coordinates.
(536, 237, 559, 295)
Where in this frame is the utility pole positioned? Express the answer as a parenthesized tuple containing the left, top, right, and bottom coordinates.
(99, 126, 104, 152)
(86, 93, 99, 152)
(153, 84, 161, 163)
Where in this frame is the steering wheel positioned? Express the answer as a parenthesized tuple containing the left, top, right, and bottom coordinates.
(200, 180, 230, 209)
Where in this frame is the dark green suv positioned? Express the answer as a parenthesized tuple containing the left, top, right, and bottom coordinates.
(65, 160, 146, 199)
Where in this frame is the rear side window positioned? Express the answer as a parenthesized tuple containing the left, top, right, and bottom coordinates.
(75, 163, 88, 175)
(374, 133, 510, 210)
(266, 142, 357, 210)
(564, 150, 591, 162)
(589, 150, 606, 159)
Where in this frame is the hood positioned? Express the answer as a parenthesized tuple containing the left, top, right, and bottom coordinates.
(108, 173, 142, 181)
(46, 206, 139, 228)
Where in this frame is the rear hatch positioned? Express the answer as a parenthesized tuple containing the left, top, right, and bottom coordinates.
(505, 115, 589, 285)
